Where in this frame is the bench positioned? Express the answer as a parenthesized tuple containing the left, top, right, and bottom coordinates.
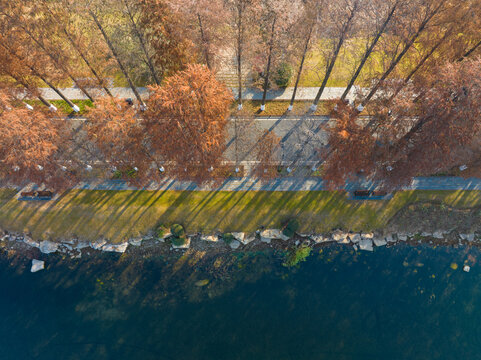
(352, 190, 389, 200)
(19, 191, 54, 201)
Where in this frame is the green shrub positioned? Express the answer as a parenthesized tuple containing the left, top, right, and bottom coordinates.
(222, 233, 235, 244)
(282, 218, 300, 238)
(274, 62, 293, 88)
(171, 236, 187, 247)
(283, 245, 311, 268)
(171, 224, 186, 239)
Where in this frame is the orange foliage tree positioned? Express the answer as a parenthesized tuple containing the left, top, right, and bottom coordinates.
(0, 90, 72, 188)
(86, 97, 154, 184)
(145, 64, 233, 182)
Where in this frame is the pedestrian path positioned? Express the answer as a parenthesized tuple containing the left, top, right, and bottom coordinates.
(35, 87, 361, 102)
(76, 176, 481, 192)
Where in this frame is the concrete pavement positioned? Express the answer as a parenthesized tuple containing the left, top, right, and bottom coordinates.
(35, 86, 362, 101)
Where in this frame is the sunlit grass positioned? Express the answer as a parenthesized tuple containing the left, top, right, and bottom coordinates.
(1, 189, 480, 243)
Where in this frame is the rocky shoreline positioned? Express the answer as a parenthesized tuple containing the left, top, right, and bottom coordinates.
(1, 227, 479, 272)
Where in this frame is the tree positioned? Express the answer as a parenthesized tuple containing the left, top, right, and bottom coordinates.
(322, 58, 481, 189)
(173, 0, 227, 70)
(310, 0, 361, 111)
(85, 97, 154, 184)
(354, 0, 451, 112)
(0, 90, 71, 189)
(0, 0, 96, 102)
(88, 6, 145, 105)
(138, 0, 195, 81)
(340, 0, 400, 102)
(145, 64, 233, 182)
(255, 0, 299, 111)
(224, 0, 261, 109)
(288, 0, 323, 109)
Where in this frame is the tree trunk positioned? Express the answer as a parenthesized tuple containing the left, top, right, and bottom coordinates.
(2, 12, 96, 102)
(458, 39, 481, 62)
(387, 33, 447, 103)
(0, 43, 77, 110)
(358, 0, 446, 110)
(289, 25, 313, 109)
(236, 5, 244, 109)
(90, 10, 145, 105)
(312, 1, 358, 109)
(197, 14, 211, 69)
(340, 1, 398, 102)
(122, 0, 160, 85)
(62, 29, 114, 98)
(39, 0, 114, 98)
(7, 72, 53, 108)
(261, 17, 277, 109)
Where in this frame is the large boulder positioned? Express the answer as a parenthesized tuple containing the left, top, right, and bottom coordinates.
(310, 235, 332, 244)
(260, 229, 289, 243)
(229, 240, 241, 250)
(359, 239, 373, 251)
(23, 236, 40, 248)
(349, 233, 361, 244)
(373, 238, 387, 247)
(331, 230, 349, 244)
(90, 239, 107, 250)
(31, 259, 45, 273)
(231, 232, 245, 243)
(102, 242, 129, 253)
(201, 235, 219, 242)
(39, 241, 59, 254)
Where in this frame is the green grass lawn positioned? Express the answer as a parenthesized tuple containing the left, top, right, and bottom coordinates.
(1, 189, 481, 244)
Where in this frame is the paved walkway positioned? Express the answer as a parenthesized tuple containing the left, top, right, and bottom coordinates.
(35, 87, 361, 102)
(75, 176, 481, 192)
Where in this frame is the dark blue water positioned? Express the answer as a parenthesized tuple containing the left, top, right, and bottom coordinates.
(1, 244, 481, 360)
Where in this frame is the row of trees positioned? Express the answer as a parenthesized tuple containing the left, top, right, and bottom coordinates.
(2, 0, 479, 112)
(0, 0, 480, 190)
(0, 65, 277, 188)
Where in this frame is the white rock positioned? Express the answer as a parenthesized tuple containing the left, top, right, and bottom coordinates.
(90, 239, 107, 250)
(201, 235, 218, 242)
(102, 242, 129, 253)
(463, 265, 471, 272)
(231, 232, 245, 243)
(460, 234, 468, 240)
(172, 237, 191, 249)
(361, 232, 374, 240)
(129, 238, 143, 246)
(359, 239, 373, 251)
(349, 233, 361, 243)
(385, 234, 395, 243)
(61, 243, 73, 251)
(433, 231, 444, 239)
(75, 241, 90, 249)
(467, 234, 475, 242)
(421, 232, 432, 237)
(23, 236, 40, 248)
(39, 241, 59, 254)
(310, 235, 331, 244)
(260, 229, 289, 242)
(31, 259, 45, 273)
(332, 230, 349, 243)
(241, 235, 256, 245)
(397, 234, 408, 241)
(373, 238, 387, 247)
(229, 240, 241, 249)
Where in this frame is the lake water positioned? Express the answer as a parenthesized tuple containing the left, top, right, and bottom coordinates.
(1, 244, 480, 360)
